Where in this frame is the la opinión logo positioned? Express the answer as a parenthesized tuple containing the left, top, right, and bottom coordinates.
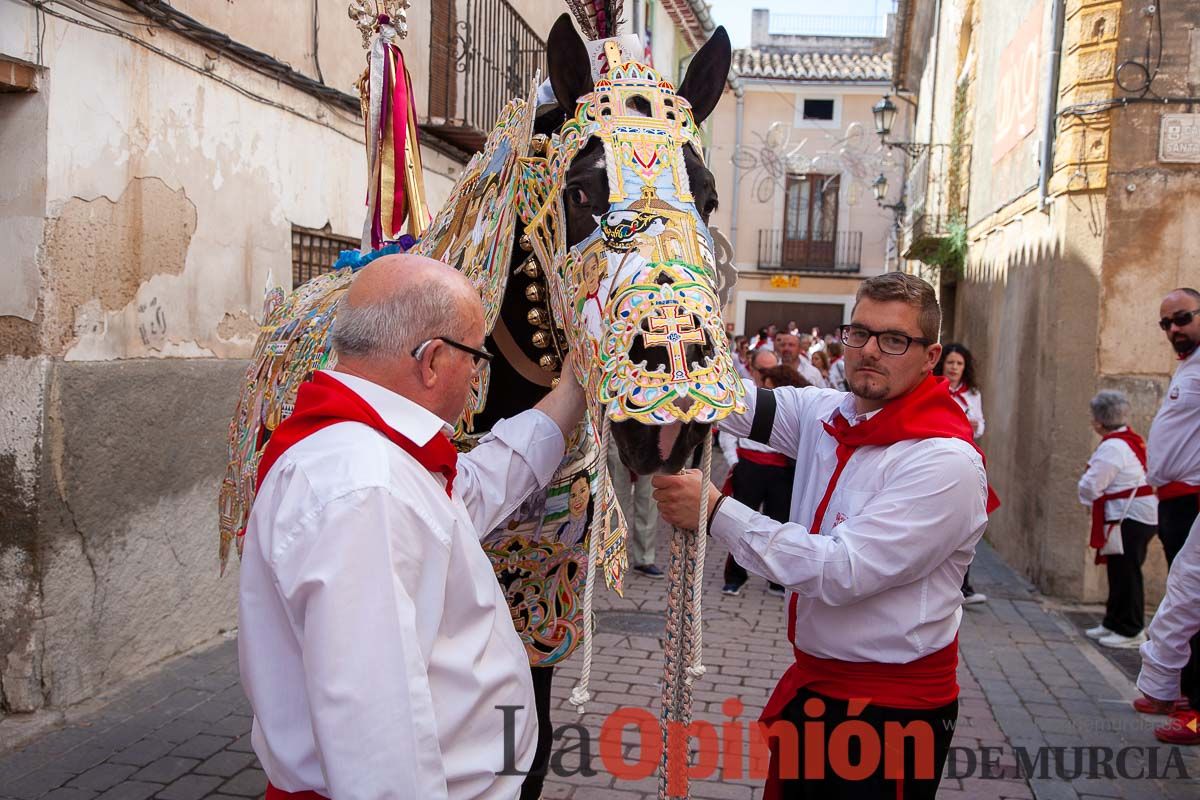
(497, 697, 1193, 789)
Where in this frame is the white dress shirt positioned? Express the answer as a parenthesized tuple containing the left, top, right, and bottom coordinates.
(1147, 348, 1200, 489)
(1077, 428, 1158, 526)
(1138, 514, 1200, 701)
(950, 386, 986, 440)
(239, 371, 565, 800)
(712, 386, 990, 663)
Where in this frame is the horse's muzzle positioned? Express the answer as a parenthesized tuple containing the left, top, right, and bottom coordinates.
(609, 418, 712, 476)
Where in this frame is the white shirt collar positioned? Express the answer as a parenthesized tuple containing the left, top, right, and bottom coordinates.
(833, 391, 882, 427)
(322, 370, 453, 445)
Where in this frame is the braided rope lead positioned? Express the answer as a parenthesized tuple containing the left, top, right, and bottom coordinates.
(685, 435, 713, 683)
(660, 522, 689, 800)
(569, 413, 611, 714)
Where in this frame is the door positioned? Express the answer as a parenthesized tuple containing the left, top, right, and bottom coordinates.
(782, 174, 840, 269)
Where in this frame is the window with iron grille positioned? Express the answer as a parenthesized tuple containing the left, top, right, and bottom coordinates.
(291, 225, 358, 288)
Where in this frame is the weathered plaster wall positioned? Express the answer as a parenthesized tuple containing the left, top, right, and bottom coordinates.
(0, 357, 47, 714)
(0, 0, 470, 716)
(35, 359, 245, 708)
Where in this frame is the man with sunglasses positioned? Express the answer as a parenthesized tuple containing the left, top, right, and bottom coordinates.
(653, 272, 997, 799)
(1141, 287, 1200, 743)
(238, 255, 587, 799)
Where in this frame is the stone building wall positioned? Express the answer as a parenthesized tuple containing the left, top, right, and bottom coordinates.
(897, 0, 1200, 602)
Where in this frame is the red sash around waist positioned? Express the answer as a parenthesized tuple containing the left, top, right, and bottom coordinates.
(735, 447, 792, 468)
(1157, 481, 1200, 501)
(266, 784, 326, 800)
(1089, 485, 1155, 564)
(762, 637, 960, 724)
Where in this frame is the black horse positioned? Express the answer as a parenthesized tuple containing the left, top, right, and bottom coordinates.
(474, 14, 732, 479)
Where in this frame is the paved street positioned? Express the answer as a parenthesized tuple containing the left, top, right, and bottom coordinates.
(1, 542, 1197, 800)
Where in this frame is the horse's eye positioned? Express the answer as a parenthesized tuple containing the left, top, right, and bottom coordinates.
(567, 186, 590, 206)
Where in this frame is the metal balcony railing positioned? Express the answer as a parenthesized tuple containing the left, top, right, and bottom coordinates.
(903, 144, 972, 242)
(425, 0, 546, 154)
(756, 230, 863, 272)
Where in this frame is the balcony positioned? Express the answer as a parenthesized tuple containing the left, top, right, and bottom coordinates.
(756, 230, 863, 273)
(900, 143, 972, 262)
(424, 0, 546, 155)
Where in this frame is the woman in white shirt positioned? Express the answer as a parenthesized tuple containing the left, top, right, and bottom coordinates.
(938, 343, 986, 439)
(1078, 390, 1159, 649)
(936, 343, 988, 603)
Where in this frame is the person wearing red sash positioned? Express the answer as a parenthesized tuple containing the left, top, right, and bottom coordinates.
(717, 353, 807, 597)
(1076, 390, 1158, 649)
(1137, 514, 1200, 745)
(1143, 287, 1200, 743)
(239, 256, 586, 800)
(654, 272, 998, 799)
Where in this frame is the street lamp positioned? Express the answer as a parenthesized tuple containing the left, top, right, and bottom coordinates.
(872, 172, 905, 218)
(872, 96, 898, 137)
(872, 93, 927, 159)
(871, 173, 889, 204)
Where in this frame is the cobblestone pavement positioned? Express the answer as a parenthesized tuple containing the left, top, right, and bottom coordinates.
(1, 540, 1197, 800)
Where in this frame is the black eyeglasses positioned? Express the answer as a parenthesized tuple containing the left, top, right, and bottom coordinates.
(1159, 308, 1200, 332)
(838, 324, 933, 356)
(411, 336, 494, 370)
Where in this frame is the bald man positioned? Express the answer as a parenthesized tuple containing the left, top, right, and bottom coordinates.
(239, 256, 586, 799)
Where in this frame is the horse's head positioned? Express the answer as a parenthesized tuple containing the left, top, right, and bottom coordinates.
(525, 15, 743, 475)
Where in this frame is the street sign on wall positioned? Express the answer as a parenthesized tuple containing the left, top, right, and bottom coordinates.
(1159, 114, 1200, 163)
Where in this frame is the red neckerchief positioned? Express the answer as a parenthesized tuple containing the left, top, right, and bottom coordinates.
(949, 380, 970, 410)
(1102, 427, 1147, 469)
(806, 373, 1000, 535)
(255, 372, 458, 497)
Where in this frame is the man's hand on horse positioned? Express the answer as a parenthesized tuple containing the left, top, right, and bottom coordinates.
(652, 470, 721, 531)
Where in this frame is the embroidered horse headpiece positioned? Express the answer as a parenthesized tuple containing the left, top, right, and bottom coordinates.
(521, 39, 745, 429)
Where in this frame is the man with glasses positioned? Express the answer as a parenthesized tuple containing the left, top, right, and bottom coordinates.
(238, 255, 587, 799)
(1141, 287, 1200, 743)
(653, 272, 997, 799)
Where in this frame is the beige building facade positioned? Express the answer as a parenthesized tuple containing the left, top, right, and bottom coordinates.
(891, 0, 1200, 602)
(708, 8, 900, 337)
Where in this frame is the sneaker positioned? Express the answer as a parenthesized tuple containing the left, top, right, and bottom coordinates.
(1086, 624, 1114, 640)
(721, 583, 743, 596)
(632, 564, 665, 579)
(1133, 696, 1192, 715)
(1098, 630, 1148, 649)
(962, 591, 988, 605)
(766, 584, 786, 598)
(1154, 710, 1200, 745)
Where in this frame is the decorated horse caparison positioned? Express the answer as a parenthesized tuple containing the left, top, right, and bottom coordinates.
(219, 4, 740, 797)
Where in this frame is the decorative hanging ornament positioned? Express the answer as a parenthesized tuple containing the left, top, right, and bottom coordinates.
(351, 0, 430, 250)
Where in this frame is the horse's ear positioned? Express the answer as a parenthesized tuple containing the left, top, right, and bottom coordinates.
(677, 26, 731, 126)
(547, 14, 593, 115)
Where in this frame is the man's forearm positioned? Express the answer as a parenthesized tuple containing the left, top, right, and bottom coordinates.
(533, 369, 587, 438)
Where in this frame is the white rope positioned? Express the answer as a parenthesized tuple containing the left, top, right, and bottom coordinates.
(569, 413, 611, 714)
(685, 435, 713, 683)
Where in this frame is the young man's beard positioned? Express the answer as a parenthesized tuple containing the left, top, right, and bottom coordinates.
(1172, 333, 1198, 356)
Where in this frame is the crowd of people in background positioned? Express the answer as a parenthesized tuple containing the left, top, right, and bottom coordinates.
(619, 287, 1200, 760)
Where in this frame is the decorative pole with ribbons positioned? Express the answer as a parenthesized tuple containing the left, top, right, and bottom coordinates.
(349, 0, 430, 251)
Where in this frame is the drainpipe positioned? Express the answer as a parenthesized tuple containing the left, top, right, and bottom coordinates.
(1038, 0, 1067, 210)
